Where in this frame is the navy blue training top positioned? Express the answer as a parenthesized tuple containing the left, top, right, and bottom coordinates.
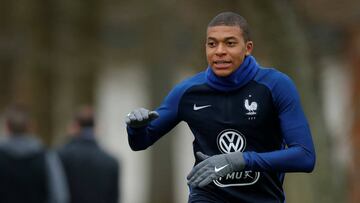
(127, 55, 316, 203)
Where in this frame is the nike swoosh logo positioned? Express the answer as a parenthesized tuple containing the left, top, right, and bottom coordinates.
(193, 104, 211, 111)
(214, 164, 228, 173)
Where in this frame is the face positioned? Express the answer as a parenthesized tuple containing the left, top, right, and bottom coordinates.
(67, 121, 80, 136)
(206, 25, 253, 77)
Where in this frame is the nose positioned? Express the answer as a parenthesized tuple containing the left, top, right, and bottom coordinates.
(215, 43, 226, 56)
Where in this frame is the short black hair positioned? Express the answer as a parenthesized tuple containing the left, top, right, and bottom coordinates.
(208, 11, 251, 42)
(5, 104, 30, 134)
(74, 105, 94, 128)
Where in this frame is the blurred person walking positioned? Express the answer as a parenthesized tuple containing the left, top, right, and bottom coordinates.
(0, 104, 68, 203)
(58, 106, 120, 203)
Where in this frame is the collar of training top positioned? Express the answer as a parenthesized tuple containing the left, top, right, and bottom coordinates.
(205, 55, 259, 92)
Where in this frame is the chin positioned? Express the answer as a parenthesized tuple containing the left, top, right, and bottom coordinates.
(214, 70, 232, 77)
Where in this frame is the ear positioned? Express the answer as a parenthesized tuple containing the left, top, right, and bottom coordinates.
(245, 41, 253, 55)
(67, 121, 80, 136)
(27, 120, 35, 134)
(4, 120, 10, 134)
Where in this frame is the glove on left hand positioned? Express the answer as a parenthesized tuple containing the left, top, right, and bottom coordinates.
(125, 108, 159, 128)
(187, 151, 245, 188)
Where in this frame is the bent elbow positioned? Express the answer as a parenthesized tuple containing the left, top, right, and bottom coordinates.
(303, 152, 316, 173)
(127, 126, 152, 151)
(128, 139, 150, 151)
(129, 144, 149, 151)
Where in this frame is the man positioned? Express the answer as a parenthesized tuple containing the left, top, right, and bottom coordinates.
(0, 104, 68, 203)
(58, 106, 119, 203)
(125, 12, 315, 203)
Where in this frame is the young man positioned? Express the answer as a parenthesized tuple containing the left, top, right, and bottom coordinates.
(0, 104, 68, 203)
(125, 12, 315, 203)
(58, 106, 119, 203)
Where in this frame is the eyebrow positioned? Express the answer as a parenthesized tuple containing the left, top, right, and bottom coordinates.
(207, 36, 238, 41)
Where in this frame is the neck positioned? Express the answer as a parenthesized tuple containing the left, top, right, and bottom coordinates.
(206, 55, 259, 91)
(78, 127, 95, 139)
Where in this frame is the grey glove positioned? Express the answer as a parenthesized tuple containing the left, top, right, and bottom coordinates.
(187, 151, 245, 188)
(125, 108, 159, 128)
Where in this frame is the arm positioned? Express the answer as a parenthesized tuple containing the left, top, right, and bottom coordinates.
(243, 73, 316, 172)
(126, 85, 183, 151)
(46, 151, 69, 203)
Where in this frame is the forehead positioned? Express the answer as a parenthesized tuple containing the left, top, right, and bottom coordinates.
(206, 25, 243, 40)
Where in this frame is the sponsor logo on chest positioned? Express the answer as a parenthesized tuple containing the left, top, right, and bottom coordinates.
(215, 129, 260, 187)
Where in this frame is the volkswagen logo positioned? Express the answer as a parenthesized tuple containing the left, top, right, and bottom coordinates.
(215, 129, 259, 187)
(217, 129, 246, 154)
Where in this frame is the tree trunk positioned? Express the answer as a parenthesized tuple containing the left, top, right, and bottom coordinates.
(348, 26, 360, 203)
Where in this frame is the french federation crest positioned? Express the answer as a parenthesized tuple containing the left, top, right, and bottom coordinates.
(244, 95, 258, 120)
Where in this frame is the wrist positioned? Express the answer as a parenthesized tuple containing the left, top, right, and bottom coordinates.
(226, 151, 245, 170)
(127, 125, 147, 134)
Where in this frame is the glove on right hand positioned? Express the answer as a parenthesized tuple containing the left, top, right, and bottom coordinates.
(125, 108, 159, 128)
(187, 151, 245, 188)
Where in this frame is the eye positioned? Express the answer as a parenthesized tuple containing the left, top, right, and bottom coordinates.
(207, 41, 216, 48)
(226, 41, 237, 47)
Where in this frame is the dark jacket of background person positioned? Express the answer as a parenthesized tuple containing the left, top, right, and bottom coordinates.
(0, 105, 68, 203)
(58, 107, 119, 203)
(0, 135, 48, 203)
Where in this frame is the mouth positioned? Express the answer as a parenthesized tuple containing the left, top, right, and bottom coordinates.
(213, 60, 232, 69)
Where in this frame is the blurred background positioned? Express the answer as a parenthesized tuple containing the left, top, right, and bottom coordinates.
(0, 0, 359, 202)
